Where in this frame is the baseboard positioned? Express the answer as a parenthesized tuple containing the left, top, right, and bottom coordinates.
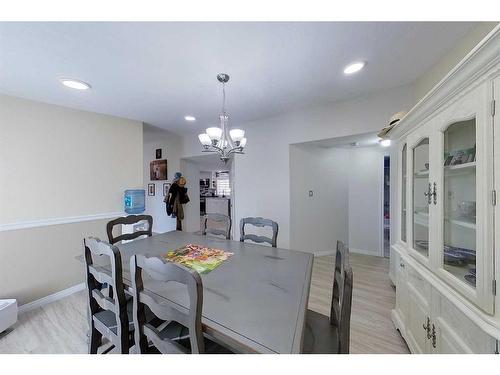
(389, 271, 396, 286)
(18, 282, 86, 314)
(303, 248, 382, 257)
(350, 247, 383, 257)
(313, 250, 335, 257)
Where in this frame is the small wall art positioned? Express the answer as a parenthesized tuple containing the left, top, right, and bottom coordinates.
(148, 183, 155, 196)
(150, 159, 168, 180)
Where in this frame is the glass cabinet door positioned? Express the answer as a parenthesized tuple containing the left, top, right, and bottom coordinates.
(412, 137, 431, 260)
(434, 81, 493, 313)
(401, 144, 407, 243)
(442, 119, 477, 288)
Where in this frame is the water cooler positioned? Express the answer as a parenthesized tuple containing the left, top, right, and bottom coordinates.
(123, 189, 148, 241)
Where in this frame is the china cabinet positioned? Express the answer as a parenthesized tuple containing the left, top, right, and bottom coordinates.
(388, 25, 500, 353)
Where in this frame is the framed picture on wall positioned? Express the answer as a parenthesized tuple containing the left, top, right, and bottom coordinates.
(150, 159, 168, 180)
(148, 183, 155, 196)
(163, 182, 171, 196)
(155, 148, 162, 159)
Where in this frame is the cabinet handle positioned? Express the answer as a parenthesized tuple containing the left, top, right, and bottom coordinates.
(424, 183, 432, 204)
(431, 323, 437, 348)
(400, 262, 405, 268)
(432, 182, 437, 205)
(423, 317, 431, 339)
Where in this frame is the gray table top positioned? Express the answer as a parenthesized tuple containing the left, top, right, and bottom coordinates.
(86, 231, 313, 353)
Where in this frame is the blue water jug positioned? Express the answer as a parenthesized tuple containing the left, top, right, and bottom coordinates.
(124, 189, 145, 214)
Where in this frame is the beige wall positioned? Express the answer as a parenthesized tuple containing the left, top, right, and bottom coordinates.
(0, 95, 143, 223)
(0, 219, 110, 305)
(414, 22, 498, 101)
(0, 95, 143, 305)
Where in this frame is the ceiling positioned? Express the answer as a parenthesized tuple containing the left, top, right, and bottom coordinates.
(0, 22, 478, 134)
(296, 131, 381, 149)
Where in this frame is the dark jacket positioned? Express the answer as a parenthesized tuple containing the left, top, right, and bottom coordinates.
(164, 183, 190, 216)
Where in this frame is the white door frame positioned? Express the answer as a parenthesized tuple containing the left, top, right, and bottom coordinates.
(380, 152, 391, 257)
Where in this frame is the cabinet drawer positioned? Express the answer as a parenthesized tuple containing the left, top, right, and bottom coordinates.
(433, 291, 496, 353)
(406, 262, 432, 302)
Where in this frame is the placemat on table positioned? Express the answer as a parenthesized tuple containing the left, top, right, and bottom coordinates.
(164, 243, 233, 274)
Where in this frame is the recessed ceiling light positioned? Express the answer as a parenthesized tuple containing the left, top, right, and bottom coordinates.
(343, 61, 366, 75)
(184, 115, 196, 122)
(380, 139, 391, 147)
(60, 78, 91, 90)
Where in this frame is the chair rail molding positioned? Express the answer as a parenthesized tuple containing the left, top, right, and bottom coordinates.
(0, 212, 125, 232)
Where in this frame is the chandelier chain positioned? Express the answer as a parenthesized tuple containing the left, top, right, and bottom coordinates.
(222, 81, 226, 114)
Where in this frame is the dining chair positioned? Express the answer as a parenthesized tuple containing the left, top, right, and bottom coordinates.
(130, 254, 232, 354)
(202, 213, 231, 239)
(239, 217, 279, 248)
(302, 240, 353, 354)
(106, 215, 153, 245)
(84, 237, 134, 354)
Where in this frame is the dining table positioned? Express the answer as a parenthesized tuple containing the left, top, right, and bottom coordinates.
(81, 230, 314, 354)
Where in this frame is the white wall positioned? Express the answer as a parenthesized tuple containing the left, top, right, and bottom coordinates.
(290, 144, 386, 256)
(181, 84, 415, 249)
(290, 145, 349, 254)
(347, 147, 386, 256)
(180, 159, 201, 233)
(143, 125, 182, 233)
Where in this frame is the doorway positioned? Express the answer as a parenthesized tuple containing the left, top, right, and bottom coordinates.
(180, 154, 235, 238)
(289, 131, 387, 256)
(383, 156, 390, 257)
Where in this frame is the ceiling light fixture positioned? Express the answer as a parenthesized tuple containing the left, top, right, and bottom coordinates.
(184, 115, 196, 122)
(343, 61, 365, 75)
(380, 139, 391, 147)
(60, 78, 91, 90)
(198, 73, 246, 164)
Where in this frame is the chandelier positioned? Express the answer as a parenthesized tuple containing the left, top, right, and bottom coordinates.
(198, 73, 246, 164)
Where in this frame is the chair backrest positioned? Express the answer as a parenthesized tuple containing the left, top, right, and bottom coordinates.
(339, 265, 353, 354)
(130, 255, 205, 354)
(84, 237, 129, 350)
(330, 240, 353, 354)
(202, 213, 231, 240)
(330, 241, 348, 324)
(106, 215, 153, 244)
(239, 217, 279, 248)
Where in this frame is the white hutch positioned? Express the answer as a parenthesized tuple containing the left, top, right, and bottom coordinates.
(388, 25, 500, 353)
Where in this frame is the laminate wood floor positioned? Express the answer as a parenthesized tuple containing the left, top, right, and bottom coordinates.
(0, 253, 408, 354)
(308, 253, 409, 354)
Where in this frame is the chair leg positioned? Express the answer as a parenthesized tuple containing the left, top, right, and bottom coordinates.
(116, 340, 130, 354)
(116, 329, 130, 354)
(88, 325, 102, 354)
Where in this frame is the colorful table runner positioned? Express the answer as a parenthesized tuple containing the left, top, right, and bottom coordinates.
(164, 243, 233, 274)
